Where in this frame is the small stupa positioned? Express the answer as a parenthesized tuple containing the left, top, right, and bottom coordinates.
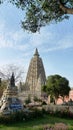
(0, 73, 23, 114)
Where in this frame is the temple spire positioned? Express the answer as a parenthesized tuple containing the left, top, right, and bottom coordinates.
(34, 48, 39, 56)
(25, 49, 46, 98)
(10, 72, 15, 87)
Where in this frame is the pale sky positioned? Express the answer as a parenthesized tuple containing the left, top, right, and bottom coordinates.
(0, 2, 73, 87)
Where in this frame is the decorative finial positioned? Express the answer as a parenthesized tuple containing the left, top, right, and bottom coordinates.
(10, 72, 15, 87)
(34, 48, 39, 56)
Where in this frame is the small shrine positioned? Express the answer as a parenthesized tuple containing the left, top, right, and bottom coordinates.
(0, 73, 23, 114)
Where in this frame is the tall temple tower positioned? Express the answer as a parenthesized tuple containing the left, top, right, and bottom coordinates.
(25, 48, 46, 98)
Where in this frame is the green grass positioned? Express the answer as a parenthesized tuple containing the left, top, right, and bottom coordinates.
(0, 115, 73, 130)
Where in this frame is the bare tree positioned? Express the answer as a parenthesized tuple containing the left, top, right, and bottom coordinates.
(0, 64, 25, 83)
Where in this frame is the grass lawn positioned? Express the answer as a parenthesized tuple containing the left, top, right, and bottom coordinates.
(0, 115, 73, 130)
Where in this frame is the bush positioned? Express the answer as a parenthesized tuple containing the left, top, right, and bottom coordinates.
(0, 111, 25, 124)
(34, 96, 42, 102)
(42, 101, 47, 105)
(34, 96, 39, 102)
(25, 96, 31, 104)
(33, 108, 43, 118)
(0, 108, 44, 124)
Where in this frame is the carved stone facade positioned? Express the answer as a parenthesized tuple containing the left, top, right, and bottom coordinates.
(19, 48, 46, 101)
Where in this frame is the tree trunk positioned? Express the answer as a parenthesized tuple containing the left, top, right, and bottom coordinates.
(54, 97, 57, 105)
(59, 0, 73, 14)
(62, 96, 64, 103)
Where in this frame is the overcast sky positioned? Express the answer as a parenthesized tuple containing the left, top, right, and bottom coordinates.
(0, 2, 73, 87)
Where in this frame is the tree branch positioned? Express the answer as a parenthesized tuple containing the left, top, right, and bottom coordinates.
(59, 0, 73, 14)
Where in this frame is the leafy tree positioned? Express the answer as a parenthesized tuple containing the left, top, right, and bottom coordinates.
(42, 74, 71, 103)
(0, 0, 73, 32)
